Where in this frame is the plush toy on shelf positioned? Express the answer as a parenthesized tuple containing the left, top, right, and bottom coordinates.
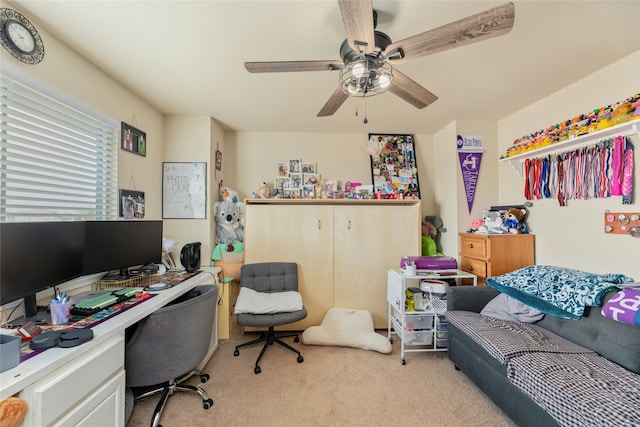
(219, 183, 239, 203)
(467, 218, 485, 233)
(503, 208, 529, 234)
(481, 210, 505, 234)
(255, 181, 270, 199)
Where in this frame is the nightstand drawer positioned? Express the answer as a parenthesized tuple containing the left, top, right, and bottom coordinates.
(460, 257, 487, 278)
(460, 235, 487, 258)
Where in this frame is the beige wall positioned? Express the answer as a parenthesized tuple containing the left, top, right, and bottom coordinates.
(3, 1, 165, 221)
(163, 116, 222, 264)
(498, 50, 640, 279)
(7, 0, 638, 280)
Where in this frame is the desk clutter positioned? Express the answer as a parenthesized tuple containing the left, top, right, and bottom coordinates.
(2, 270, 203, 368)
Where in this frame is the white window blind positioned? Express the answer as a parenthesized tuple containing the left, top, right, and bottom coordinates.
(0, 74, 118, 222)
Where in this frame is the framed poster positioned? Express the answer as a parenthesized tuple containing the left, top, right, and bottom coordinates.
(121, 122, 146, 156)
(162, 162, 207, 219)
(369, 133, 421, 198)
(119, 189, 145, 219)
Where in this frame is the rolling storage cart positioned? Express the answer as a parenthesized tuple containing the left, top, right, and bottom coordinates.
(387, 268, 477, 364)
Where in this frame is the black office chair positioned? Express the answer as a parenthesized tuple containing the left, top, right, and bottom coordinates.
(233, 262, 307, 374)
(125, 284, 218, 427)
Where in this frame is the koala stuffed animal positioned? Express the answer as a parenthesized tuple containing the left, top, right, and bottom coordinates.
(215, 200, 243, 244)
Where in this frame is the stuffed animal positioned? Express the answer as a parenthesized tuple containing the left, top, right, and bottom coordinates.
(482, 210, 505, 234)
(468, 218, 485, 233)
(0, 397, 28, 427)
(503, 208, 528, 234)
(422, 215, 447, 255)
(214, 200, 243, 244)
(255, 181, 270, 199)
(219, 184, 239, 203)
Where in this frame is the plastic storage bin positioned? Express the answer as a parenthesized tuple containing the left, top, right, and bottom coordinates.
(404, 314, 434, 330)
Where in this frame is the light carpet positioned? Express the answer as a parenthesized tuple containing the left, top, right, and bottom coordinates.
(127, 328, 516, 427)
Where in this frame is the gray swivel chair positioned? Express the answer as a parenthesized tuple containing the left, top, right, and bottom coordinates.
(125, 284, 218, 427)
(233, 262, 307, 374)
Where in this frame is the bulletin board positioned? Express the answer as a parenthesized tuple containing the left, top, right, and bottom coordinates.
(369, 133, 421, 198)
(162, 162, 207, 219)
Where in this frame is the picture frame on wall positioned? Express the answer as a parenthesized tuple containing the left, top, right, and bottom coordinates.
(369, 133, 421, 198)
(162, 162, 207, 219)
(119, 189, 145, 219)
(121, 122, 146, 156)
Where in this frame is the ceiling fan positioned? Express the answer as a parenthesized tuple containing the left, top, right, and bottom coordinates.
(245, 1, 515, 117)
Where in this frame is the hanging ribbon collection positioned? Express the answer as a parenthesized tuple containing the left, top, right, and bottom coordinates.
(524, 136, 634, 206)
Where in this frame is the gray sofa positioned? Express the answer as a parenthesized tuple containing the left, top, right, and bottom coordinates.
(446, 286, 640, 427)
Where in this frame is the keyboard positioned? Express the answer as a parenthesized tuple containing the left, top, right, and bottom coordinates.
(70, 287, 143, 317)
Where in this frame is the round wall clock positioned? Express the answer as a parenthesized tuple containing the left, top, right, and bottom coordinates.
(0, 8, 45, 64)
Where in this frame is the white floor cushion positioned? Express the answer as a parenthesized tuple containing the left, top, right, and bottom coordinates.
(302, 308, 392, 354)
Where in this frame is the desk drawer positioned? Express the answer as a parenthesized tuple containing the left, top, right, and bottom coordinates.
(460, 257, 487, 279)
(21, 334, 124, 427)
(460, 235, 487, 258)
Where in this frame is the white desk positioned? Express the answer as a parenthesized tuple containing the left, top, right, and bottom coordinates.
(0, 269, 219, 426)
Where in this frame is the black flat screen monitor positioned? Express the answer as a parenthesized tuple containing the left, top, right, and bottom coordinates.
(83, 220, 163, 279)
(0, 221, 85, 319)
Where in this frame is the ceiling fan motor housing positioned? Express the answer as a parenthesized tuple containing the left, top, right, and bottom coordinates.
(340, 31, 392, 64)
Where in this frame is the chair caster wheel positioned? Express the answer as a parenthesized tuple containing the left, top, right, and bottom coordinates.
(203, 399, 213, 409)
(294, 336, 300, 343)
(389, 338, 394, 344)
(234, 349, 239, 357)
(254, 366, 262, 374)
(401, 358, 406, 365)
(297, 355, 304, 363)
(200, 373, 210, 383)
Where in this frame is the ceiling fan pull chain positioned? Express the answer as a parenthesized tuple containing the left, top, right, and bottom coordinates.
(363, 96, 368, 124)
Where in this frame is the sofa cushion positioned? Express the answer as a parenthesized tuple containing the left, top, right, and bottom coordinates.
(507, 351, 640, 427)
(446, 311, 594, 365)
(481, 293, 545, 323)
(537, 292, 640, 375)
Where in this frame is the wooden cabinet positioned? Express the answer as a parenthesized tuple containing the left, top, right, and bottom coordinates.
(459, 233, 535, 285)
(245, 200, 421, 329)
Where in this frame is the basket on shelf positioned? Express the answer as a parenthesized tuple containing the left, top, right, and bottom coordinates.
(95, 273, 159, 290)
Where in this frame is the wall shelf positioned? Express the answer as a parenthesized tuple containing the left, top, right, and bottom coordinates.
(500, 121, 640, 175)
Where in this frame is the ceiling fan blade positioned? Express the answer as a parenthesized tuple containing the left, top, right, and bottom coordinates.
(385, 2, 515, 64)
(245, 60, 344, 73)
(317, 86, 349, 117)
(388, 69, 438, 109)
(338, 0, 375, 54)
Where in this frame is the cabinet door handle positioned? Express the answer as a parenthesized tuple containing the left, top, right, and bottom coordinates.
(317, 220, 321, 229)
(468, 243, 474, 248)
(467, 266, 474, 272)
(347, 220, 352, 230)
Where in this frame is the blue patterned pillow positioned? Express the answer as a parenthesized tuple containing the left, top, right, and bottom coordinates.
(486, 265, 632, 320)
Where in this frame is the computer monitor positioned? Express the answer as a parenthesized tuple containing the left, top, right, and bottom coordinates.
(83, 220, 163, 279)
(0, 221, 85, 319)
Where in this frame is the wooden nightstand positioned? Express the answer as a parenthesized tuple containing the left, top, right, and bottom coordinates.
(459, 233, 535, 285)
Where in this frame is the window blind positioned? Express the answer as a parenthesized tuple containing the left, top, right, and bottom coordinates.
(0, 74, 118, 222)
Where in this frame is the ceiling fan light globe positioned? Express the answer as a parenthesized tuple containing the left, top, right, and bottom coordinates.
(379, 74, 391, 89)
(352, 62, 366, 77)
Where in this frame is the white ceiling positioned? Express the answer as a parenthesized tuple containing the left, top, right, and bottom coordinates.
(10, 0, 640, 134)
